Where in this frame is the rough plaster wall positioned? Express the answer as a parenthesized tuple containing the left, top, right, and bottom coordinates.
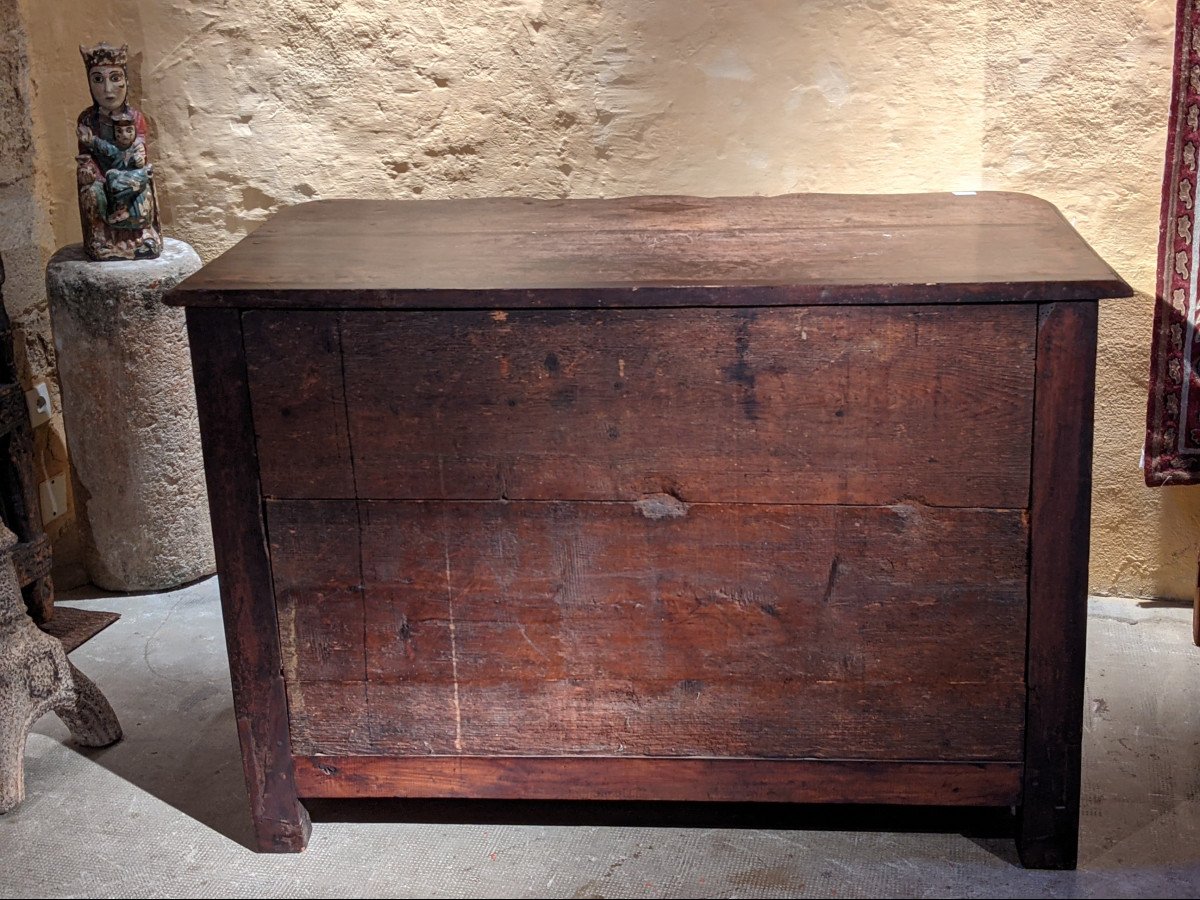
(583, 2, 987, 196)
(15, 0, 1194, 597)
(0, 0, 84, 589)
(979, 0, 1195, 598)
(23, 0, 602, 260)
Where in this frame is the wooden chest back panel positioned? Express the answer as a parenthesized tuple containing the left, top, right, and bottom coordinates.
(268, 498, 1028, 760)
(245, 305, 1037, 507)
(287, 679, 1025, 760)
(172, 195, 1125, 854)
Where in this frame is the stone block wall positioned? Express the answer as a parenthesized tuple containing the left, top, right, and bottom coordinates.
(1, 0, 83, 588)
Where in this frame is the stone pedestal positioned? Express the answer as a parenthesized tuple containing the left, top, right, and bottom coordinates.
(46, 239, 214, 592)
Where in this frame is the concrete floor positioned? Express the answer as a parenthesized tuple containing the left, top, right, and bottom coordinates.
(1, 580, 1198, 898)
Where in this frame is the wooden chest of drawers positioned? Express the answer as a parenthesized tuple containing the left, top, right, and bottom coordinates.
(169, 193, 1131, 866)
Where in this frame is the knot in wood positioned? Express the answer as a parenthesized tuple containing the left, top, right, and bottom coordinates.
(634, 493, 689, 519)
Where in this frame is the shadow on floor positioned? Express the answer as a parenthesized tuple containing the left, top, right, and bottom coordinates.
(70, 700, 257, 850)
(68, 708, 1022, 862)
(305, 798, 1021, 865)
(47, 585, 259, 850)
(1135, 599, 1192, 609)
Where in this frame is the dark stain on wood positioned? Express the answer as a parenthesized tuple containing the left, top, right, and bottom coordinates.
(822, 555, 841, 605)
(245, 305, 1038, 508)
(724, 313, 760, 422)
(268, 499, 1028, 761)
(175, 195, 1119, 862)
(186, 307, 310, 852)
(1017, 302, 1097, 869)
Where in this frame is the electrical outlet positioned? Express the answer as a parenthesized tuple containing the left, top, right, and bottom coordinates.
(25, 382, 51, 427)
(39, 474, 67, 525)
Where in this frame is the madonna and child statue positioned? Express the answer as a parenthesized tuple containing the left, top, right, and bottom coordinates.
(75, 43, 162, 261)
(47, 44, 209, 594)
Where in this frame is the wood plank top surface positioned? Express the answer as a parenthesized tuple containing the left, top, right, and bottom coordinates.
(168, 192, 1132, 309)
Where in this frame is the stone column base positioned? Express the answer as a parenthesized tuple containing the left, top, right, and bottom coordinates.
(46, 239, 215, 592)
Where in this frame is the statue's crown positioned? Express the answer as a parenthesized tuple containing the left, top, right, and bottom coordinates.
(80, 43, 127, 70)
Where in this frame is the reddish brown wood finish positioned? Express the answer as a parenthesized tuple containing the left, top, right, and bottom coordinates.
(167, 194, 1131, 309)
(243, 311, 355, 498)
(176, 195, 1123, 864)
(1193, 531, 1200, 644)
(290, 679, 1026, 761)
(269, 501, 364, 683)
(186, 307, 310, 853)
(1017, 302, 1097, 869)
(269, 499, 1028, 760)
(246, 306, 1037, 507)
(293, 757, 1023, 806)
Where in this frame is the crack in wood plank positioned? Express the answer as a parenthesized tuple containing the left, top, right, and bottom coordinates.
(438, 457, 464, 754)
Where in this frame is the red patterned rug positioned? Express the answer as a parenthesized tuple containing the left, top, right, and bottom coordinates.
(1147, 0, 1200, 484)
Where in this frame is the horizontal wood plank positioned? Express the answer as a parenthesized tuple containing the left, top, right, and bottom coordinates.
(289, 679, 1025, 760)
(269, 499, 1028, 760)
(166, 194, 1132, 308)
(249, 305, 1037, 507)
(293, 756, 1023, 806)
(243, 310, 355, 498)
(269, 500, 364, 682)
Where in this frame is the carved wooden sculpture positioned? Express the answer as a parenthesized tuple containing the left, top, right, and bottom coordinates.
(0, 255, 55, 624)
(0, 519, 121, 812)
(75, 43, 161, 261)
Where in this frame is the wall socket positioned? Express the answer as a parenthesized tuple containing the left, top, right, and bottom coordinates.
(25, 382, 51, 428)
(39, 474, 67, 525)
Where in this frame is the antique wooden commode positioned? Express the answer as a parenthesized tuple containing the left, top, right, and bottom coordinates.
(168, 193, 1131, 866)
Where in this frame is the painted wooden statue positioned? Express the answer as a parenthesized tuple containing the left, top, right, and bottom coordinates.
(75, 43, 162, 261)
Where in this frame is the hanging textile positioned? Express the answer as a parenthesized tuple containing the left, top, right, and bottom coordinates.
(1146, 0, 1200, 485)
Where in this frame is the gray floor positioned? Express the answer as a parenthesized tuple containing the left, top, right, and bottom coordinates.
(1, 580, 1198, 898)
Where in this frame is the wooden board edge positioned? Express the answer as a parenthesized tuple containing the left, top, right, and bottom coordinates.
(293, 756, 1022, 807)
(186, 306, 311, 853)
(165, 281, 1133, 310)
(1018, 300, 1097, 870)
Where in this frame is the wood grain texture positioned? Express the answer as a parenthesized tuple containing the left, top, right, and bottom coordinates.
(292, 756, 1024, 806)
(166, 194, 1132, 309)
(10, 534, 52, 588)
(269, 501, 363, 683)
(248, 305, 1037, 507)
(177, 193, 1119, 861)
(290, 679, 1025, 761)
(186, 307, 311, 853)
(1017, 302, 1097, 870)
(270, 499, 1029, 760)
(243, 311, 354, 498)
(0, 261, 55, 623)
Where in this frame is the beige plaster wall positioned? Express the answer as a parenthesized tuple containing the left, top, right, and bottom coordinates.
(15, 0, 1196, 597)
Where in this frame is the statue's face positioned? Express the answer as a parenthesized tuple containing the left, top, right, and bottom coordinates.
(88, 65, 127, 112)
(114, 123, 136, 148)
